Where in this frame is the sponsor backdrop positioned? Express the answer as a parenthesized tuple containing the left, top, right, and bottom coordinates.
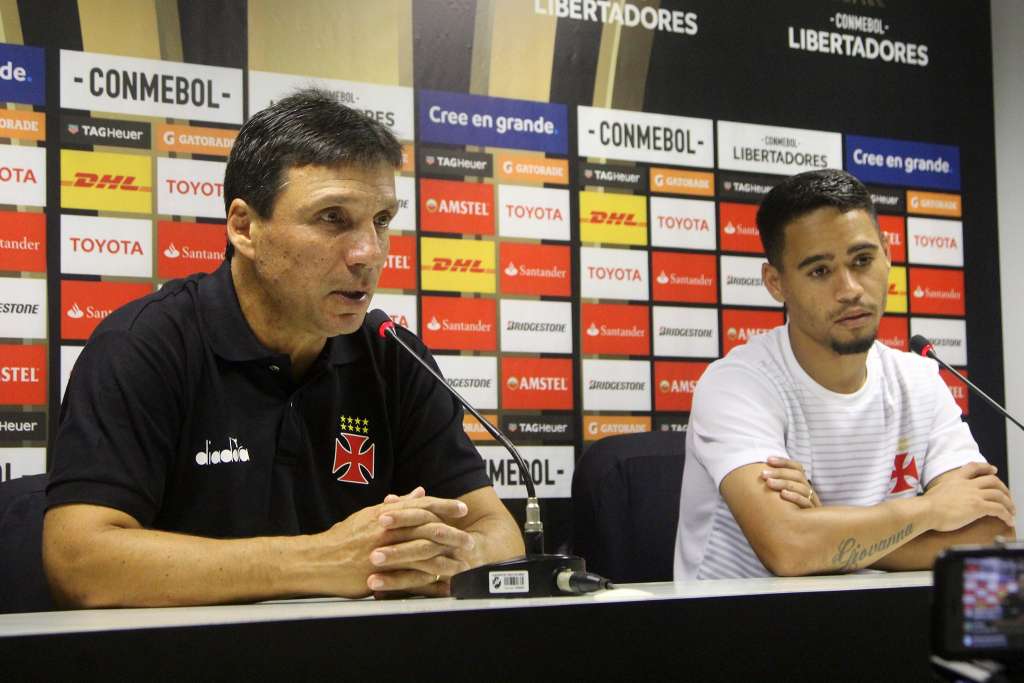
(0, 1, 1001, 551)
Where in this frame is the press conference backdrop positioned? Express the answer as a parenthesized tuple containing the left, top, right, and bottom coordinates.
(0, 0, 1001, 549)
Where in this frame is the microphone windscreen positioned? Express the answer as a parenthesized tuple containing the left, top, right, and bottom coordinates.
(365, 309, 395, 338)
(909, 335, 931, 356)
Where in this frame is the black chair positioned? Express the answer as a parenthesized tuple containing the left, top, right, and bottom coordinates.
(571, 431, 686, 584)
(0, 473, 55, 613)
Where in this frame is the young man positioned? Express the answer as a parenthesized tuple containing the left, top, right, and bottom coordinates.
(675, 169, 1015, 580)
(44, 89, 523, 607)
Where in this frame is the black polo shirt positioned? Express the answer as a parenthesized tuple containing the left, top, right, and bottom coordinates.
(47, 261, 491, 538)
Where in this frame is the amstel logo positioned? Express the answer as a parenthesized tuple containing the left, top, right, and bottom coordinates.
(60, 149, 152, 214)
(499, 242, 570, 297)
(419, 178, 494, 235)
(377, 234, 416, 290)
(651, 251, 717, 304)
(157, 221, 226, 279)
(909, 267, 964, 316)
(721, 309, 784, 355)
(878, 215, 906, 263)
(654, 361, 708, 412)
(421, 296, 496, 352)
(886, 266, 907, 314)
(579, 191, 647, 246)
(61, 280, 152, 340)
(0, 343, 46, 405)
(0, 211, 45, 273)
(580, 303, 649, 356)
(420, 237, 495, 294)
(501, 357, 573, 410)
(939, 368, 969, 416)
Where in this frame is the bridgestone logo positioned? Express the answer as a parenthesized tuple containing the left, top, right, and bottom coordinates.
(506, 321, 566, 332)
(448, 378, 491, 388)
(932, 337, 962, 347)
(726, 275, 761, 286)
(658, 327, 712, 337)
(588, 380, 646, 390)
(0, 302, 39, 314)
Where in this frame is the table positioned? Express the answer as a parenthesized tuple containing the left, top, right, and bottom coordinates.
(0, 572, 933, 681)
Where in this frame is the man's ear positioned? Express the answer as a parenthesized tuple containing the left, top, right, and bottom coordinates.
(226, 199, 258, 261)
(762, 261, 786, 304)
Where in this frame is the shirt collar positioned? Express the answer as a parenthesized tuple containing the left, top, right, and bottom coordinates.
(198, 260, 365, 366)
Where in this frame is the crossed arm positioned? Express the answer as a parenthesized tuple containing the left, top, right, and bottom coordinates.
(43, 485, 524, 608)
(725, 458, 1016, 576)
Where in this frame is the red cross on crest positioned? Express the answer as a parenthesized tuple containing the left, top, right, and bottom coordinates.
(889, 452, 919, 494)
(333, 433, 375, 485)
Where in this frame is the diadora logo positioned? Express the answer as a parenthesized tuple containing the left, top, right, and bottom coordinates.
(907, 217, 963, 267)
(195, 437, 250, 466)
(580, 303, 649, 356)
(878, 215, 906, 262)
(156, 157, 226, 219)
(60, 280, 152, 340)
(420, 237, 495, 294)
(60, 49, 243, 124)
(377, 234, 416, 290)
(0, 144, 45, 207)
(580, 246, 648, 301)
(333, 415, 375, 485)
(60, 149, 151, 214)
(0, 211, 46, 273)
(721, 309, 784, 355)
(500, 299, 572, 354)
(651, 251, 717, 304)
(579, 191, 647, 246)
(501, 357, 573, 410)
(157, 220, 226, 279)
(61, 215, 152, 278)
(654, 360, 708, 412)
(909, 267, 964, 316)
(0, 344, 46, 405)
(719, 202, 763, 254)
(499, 242, 571, 297)
(0, 44, 45, 106)
(420, 178, 494, 235)
(582, 359, 651, 411)
(421, 296, 497, 352)
(650, 196, 716, 250)
(497, 184, 570, 241)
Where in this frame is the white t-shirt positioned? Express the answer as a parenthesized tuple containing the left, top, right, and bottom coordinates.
(674, 324, 984, 581)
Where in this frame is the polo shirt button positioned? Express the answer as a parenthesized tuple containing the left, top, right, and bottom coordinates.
(269, 364, 280, 372)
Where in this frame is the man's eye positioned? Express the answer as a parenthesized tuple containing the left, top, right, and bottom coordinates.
(373, 213, 393, 229)
(321, 210, 342, 223)
(854, 255, 874, 267)
(809, 266, 829, 278)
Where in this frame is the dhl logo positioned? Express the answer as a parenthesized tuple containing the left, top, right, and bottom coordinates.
(420, 236, 495, 294)
(886, 266, 907, 314)
(579, 191, 647, 246)
(60, 150, 152, 214)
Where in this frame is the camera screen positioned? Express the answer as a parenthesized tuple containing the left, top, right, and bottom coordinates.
(961, 556, 1024, 650)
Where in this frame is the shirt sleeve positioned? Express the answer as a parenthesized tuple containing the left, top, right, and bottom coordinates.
(689, 359, 790, 488)
(389, 329, 491, 500)
(921, 361, 985, 487)
(46, 329, 184, 526)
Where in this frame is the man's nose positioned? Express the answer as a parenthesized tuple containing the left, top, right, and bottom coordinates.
(346, 222, 386, 269)
(836, 266, 864, 302)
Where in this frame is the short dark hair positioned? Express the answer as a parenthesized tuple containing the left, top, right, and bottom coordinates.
(756, 169, 877, 268)
(223, 88, 403, 259)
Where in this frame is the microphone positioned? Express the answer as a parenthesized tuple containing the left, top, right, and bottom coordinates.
(366, 309, 613, 597)
(910, 334, 1024, 433)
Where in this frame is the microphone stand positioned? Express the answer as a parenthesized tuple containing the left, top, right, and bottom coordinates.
(375, 315, 613, 598)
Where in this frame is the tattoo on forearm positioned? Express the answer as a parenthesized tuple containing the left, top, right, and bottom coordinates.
(831, 524, 914, 571)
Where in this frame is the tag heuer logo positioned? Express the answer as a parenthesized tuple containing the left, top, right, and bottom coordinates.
(67, 124, 80, 135)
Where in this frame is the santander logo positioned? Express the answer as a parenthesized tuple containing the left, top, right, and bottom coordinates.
(66, 302, 84, 319)
(164, 243, 180, 258)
